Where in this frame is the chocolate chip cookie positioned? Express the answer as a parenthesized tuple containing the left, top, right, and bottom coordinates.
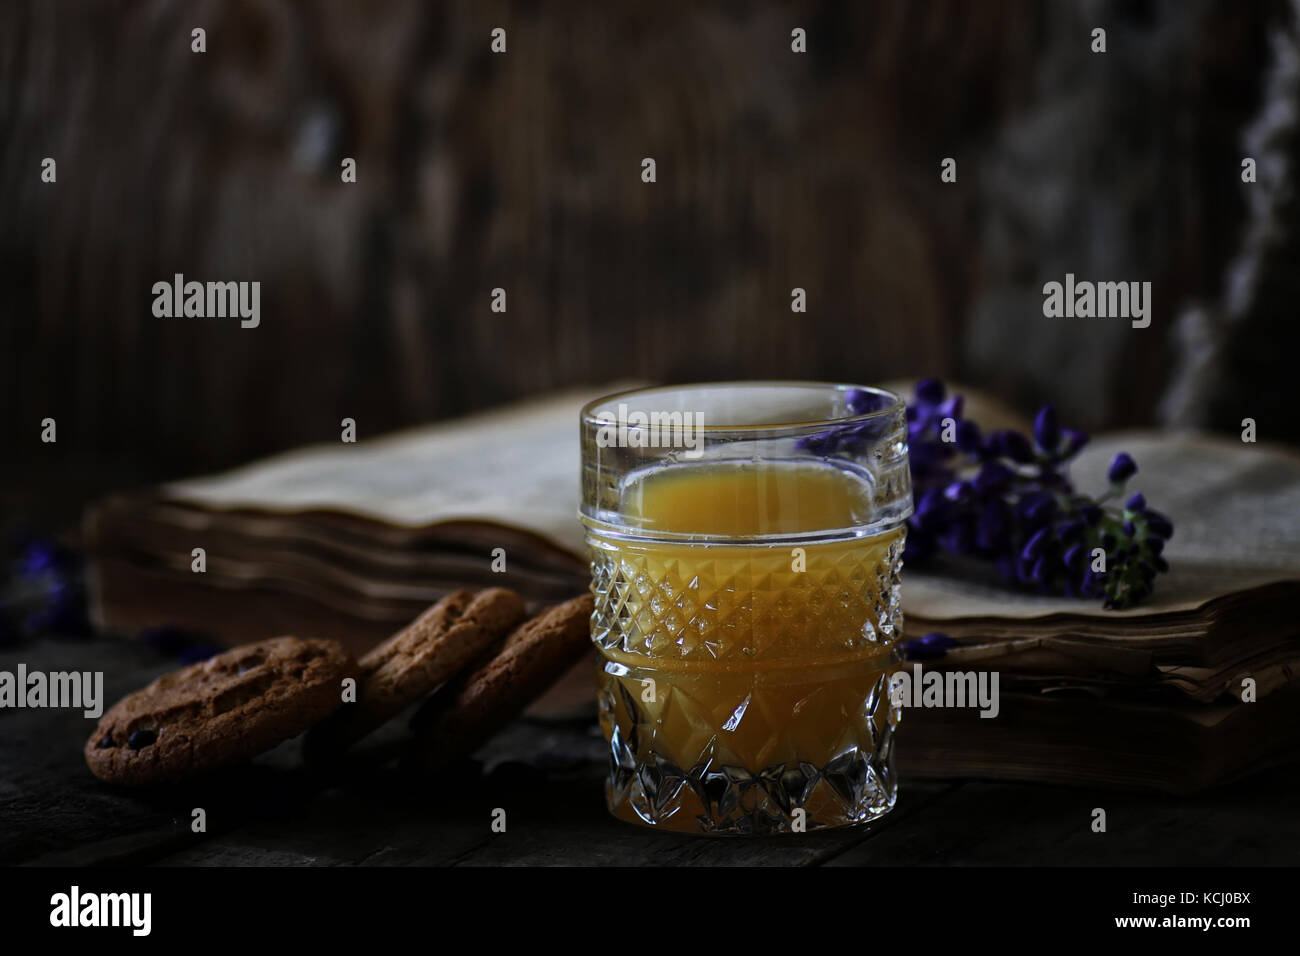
(85, 636, 353, 787)
(305, 587, 525, 756)
(410, 593, 594, 772)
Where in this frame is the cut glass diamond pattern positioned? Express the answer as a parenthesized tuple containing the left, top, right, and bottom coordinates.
(591, 533, 905, 834)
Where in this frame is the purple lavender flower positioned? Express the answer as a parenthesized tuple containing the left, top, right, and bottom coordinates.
(976, 502, 1010, 550)
(943, 479, 975, 504)
(7, 536, 92, 639)
(901, 631, 960, 661)
(1018, 491, 1057, 527)
(954, 419, 982, 454)
(938, 395, 964, 422)
(974, 462, 1013, 493)
(915, 378, 945, 405)
(1021, 526, 1052, 562)
(1033, 405, 1060, 453)
(1031, 556, 1050, 587)
(902, 380, 1172, 610)
(991, 429, 1034, 464)
(18, 541, 60, 575)
(1145, 510, 1174, 539)
(1056, 519, 1085, 542)
(1108, 452, 1138, 484)
(1060, 428, 1090, 457)
(938, 519, 975, 555)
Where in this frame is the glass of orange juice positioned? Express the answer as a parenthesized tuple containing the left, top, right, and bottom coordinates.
(579, 382, 913, 834)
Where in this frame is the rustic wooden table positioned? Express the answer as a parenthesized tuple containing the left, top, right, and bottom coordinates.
(5, 635, 1298, 867)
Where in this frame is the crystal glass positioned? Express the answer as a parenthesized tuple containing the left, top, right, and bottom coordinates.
(579, 382, 912, 834)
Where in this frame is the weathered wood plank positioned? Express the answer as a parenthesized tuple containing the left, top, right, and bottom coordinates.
(4, 638, 325, 865)
(2, 639, 181, 864)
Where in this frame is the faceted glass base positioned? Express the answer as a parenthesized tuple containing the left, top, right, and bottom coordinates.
(598, 663, 899, 835)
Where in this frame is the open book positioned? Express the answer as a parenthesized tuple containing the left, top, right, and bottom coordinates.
(85, 386, 1300, 791)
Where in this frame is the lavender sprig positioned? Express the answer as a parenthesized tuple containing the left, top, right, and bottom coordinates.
(803, 380, 1173, 610)
(2, 533, 93, 641)
(908, 380, 1173, 609)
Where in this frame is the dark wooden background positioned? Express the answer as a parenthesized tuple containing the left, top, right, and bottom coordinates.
(3, 0, 1297, 523)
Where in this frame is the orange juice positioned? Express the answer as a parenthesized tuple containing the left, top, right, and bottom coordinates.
(588, 460, 904, 834)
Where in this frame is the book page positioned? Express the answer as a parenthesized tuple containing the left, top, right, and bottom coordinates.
(164, 385, 623, 556)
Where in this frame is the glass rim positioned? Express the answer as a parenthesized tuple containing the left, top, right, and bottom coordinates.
(578, 380, 905, 434)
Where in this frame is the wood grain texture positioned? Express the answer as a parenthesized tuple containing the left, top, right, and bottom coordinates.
(0, 0, 1287, 501)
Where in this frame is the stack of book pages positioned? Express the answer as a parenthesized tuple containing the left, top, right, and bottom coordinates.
(85, 388, 1300, 791)
(87, 391, 598, 653)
